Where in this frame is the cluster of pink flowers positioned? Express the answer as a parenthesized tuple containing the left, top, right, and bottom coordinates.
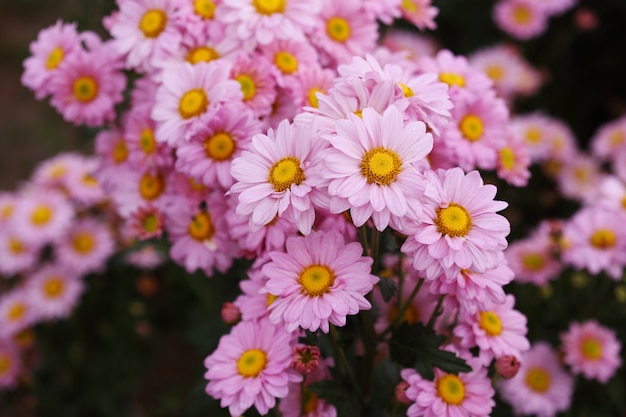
(493, 0, 577, 40)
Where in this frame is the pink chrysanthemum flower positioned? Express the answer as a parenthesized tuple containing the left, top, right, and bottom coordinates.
(590, 115, 626, 161)
(263, 230, 379, 333)
(555, 152, 604, 202)
(259, 39, 318, 89)
(61, 157, 107, 207)
(175, 104, 262, 189)
(55, 218, 116, 275)
(311, 0, 379, 64)
(0, 289, 36, 340)
(289, 64, 336, 110)
(129, 204, 166, 240)
(151, 61, 242, 146)
(469, 44, 528, 100)
(25, 264, 84, 320)
(234, 266, 275, 321)
(494, 0, 549, 40)
(280, 356, 336, 417)
(560, 320, 622, 383)
(0, 339, 21, 389)
(560, 206, 626, 280)
(172, 0, 225, 41)
(110, 0, 182, 72)
(506, 223, 562, 286)
(0, 193, 18, 227)
(401, 168, 510, 280)
(204, 318, 302, 416)
(94, 127, 131, 185)
(319, 106, 433, 231)
(11, 191, 74, 245)
(496, 130, 532, 187)
(30, 151, 81, 189)
(230, 52, 277, 118)
(263, 86, 299, 130)
(229, 119, 326, 235)
(49, 46, 126, 127)
(0, 231, 41, 277)
(401, 356, 495, 417)
(454, 294, 530, 365)
(165, 193, 237, 276)
(498, 342, 574, 417)
(21, 20, 82, 99)
(219, 0, 321, 46)
(125, 106, 174, 169)
(400, 0, 439, 31)
(509, 113, 555, 163)
(107, 166, 174, 218)
(439, 91, 509, 171)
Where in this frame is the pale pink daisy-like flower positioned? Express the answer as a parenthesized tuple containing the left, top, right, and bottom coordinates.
(259, 39, 319, 89)
(30, 152, 82, 189)
(21, 20, 82, 99)
(94, 127, 131, 184)
(107, 166, 174, 218)
(496, 130, 531, 187)
(560, 206, 626, 280)
(454, 294, 530, 365)
(319, 106, 433, 232)
(110, 0, 182, 72)
(289, 64, 336, 110)
(401, 356, 495, 417)
(400, 0, 439, 31)
(49, 46, 126, 127)
(125, 106, 174, 169)
(234, 267, 275, 321)
(175, 104, 262, 189)
(263, 86, 299, 130)
(555, 152, 604, 202)
(469, 44, 527, 100)
(594, 175, 626, 214)
(61, 157, 107, 207)
(0, 339, 21, 389)
(0, 192, 18, 226)
(560, 320, 622, 383)
(11, 191, 74, 245)
(172, 0, 225, 41)
(280, 356, 337, 417)
(401, 168, 510, 281)
(494, 0, 549, 40)
(129, 204, 166, 240)
(219, 0, 321, 46)
(204, 318, 302, 416)
(0, 289, 36, 340)
(152, 61, 242, 146)
(229, 119, 326, 235)
(55, 218, 116, 275)
(0, 232, 42, 277)
(263, 230, 379, 333)
(125, 244, 166, 269)
(506, 223, 562, 286)
(25, 264, 84, 320)
(542, 118, 578, 164)
(166, 193, 237, 276)
(311, 0, 379, 64)
(498, 342, 574, 417)
(509, 113, 555, 163)
(590, 115, 626, 161)
(229, 52, 277, 118)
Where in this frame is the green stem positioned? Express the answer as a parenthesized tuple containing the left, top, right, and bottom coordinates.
(370, 228, 380, 274)
(329, 325, 362, 397)
(427, 295, 446, 329)
(378, 278, 424, 340)
(360, 292, 377, 400)
(396, 252, 405, 312)
(358, 225, 369, 256)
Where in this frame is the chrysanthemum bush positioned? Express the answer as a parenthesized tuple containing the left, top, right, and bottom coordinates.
(3, 0, 626, 416)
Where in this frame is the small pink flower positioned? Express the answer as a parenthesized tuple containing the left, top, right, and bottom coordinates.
(25, 263, 84, 320)
(129, 204, 166, 240)
(0, 289, 36, 340)
(494, 0, 549, 40)
(221, 302, 241, 325)
(400, 0, 439, 31)
(55, 218, 116, 275)
(0, 339, 21, 389)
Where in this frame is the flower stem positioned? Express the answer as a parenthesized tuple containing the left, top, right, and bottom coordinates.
(427, 294, 446, 329)
(378, 278, 425, 340)
(329, 325, 362, 397)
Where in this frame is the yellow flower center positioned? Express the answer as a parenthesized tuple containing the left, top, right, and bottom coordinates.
(525, 367, 551, 393)
(253, 0, 285, 15)
(30, 205, 53, 226)
(399, 83, 414, 97)
(0, 204, 14, 220)
(193, 0, 217, 19)
(439, 72, 466, 87)
(274, 51, 298, 74)
(139, 128, 157, 154)
(299, 265, 336, 297)
(360, 147, 402, 186)
(525, 128, 542, 144)
(268, 157, 305, 192)
(142, 214, 160, 233)
(73, 76, 99, 103)
(302, 388, 319, 414)
(188, 211, 215, 241)
(326, 17, 351, 42)
(189, 177, 207, 191)
(436, 374, 465, 405)
(139, 9, 167, 38)
(43, 276, 65, 298)
(513, 4, 532, 24)
(237, 348, 268, 377)
(266, 293, 278, 306)
(479, 311, 503, 336)
(499, 147, 516, 170)
(435, 204, 472, 237)
(609, 131, 624, 148)
(521, 253, 545, 271)
(236, 74, 256, 101)
(139, 172, 165, 201)
(46, 47, 64, 70)
(179, 89, 208, 119)
(581, 338, 603, 360)
(401, 0, 418, 13)
(486, 65, 504, 82)
(82, 173, 98, 187)
(72, 232, 95, 254)
(8, 238, 24, 254)
(204, 132, 236, 161)
(460, 114, 484, 142)
(7, 302, 25, 322)
(186, 46, 220, 64)
(0, 354, 10, 375)
(389, 305, 418, 325)
(113, 139, 129, 163)
(308, 87, 323, 108)
(590, 229, 617, 249)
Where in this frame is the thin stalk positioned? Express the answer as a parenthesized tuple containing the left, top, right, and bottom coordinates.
(358, 225, 369, 256)
(427, 294, 446, 329)
(370, 228, 380, 274)
(329, 325, 362, 397)
(378, 278, 424, 340)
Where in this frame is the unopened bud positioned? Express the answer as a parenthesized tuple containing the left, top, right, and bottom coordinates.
(394, 381, 411, 405)
(291, 345, 320, 374)
(221, 302, 241, 325)
(495, 355, 521, 379)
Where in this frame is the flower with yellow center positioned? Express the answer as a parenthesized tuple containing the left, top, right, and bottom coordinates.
(274, 51, 298, 74)
(186, 46, 220, 64)
(236, 74, 256, 101)
(580, 338, 603, 361)
(8, 238, 24, 254)
(521, 252, 545, 271)
(30, 205, 53, 227)
(436, 374, 465, 405)
(73, 76, 99, 103)
(72, 232, 95, 255)
(268, 157, 305, 192)
(43, 276, 65, 298)
(360, 147, 402, 186)
(524, 128, 542, 144)
(398, 83, 414, 97)
(204, 132, 236, 161)
(253, 0, 285, 15)
(179, 88, 209, 119)
(298, 265, 336, 297)
(485, 65, 504, 82)
(139, 172, 165, 200)
(589, 229, 617, 249)
(525, 367, 551, 393)
(193, 0, 216, 19)
(188, 211, 215, 241)
(139, 9, 167, 38)
(459, 114, 484, 142)
(479, 311, 503, 336)
(6, 303, 26, 322)
(326, 17, 351, 42)
(401, 0, 418, 13)
(435, 203, 472, 237)
(499, 147, 516, 170)
(513, 4, 532, 25)
(236, 348, 268, 377)
(46, 47, 64, 70)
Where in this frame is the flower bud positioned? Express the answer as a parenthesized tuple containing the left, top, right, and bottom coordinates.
(495, 355, 521, 379)
(221, 302, 241, 325)
(395, 381, 411, 405)
(291, 344, 320, 374)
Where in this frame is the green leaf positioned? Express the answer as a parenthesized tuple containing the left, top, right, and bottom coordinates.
(308, 379, 362, 417)
(388, 322, 471, 380)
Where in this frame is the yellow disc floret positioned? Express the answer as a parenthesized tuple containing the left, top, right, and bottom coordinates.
(525, 367, 551, 393)
(188, 211, 215, 241)
(360, 147, 402, 186)
(299, 265, 336, 297)
(326, 17, 351, 42)
(435, 203, 472, 237)
(274, 51, 298, 74)
(46, 47, 64, 70)
(179, 89, 208, 119)
(139, 128, 157, 154)
(268, 157, 305, 192)
(589, 229, 617, 249)
(439, 72, 466, 88)
(581, 338, 603, 361)
(204, 132, 236, 161)
(459, 114, 484, 142)
(186, 46, 220, 64)
(73, 76, 99, 103)
(31, 205, 53, 227)
(139, 9, 167, 38)
(43, 276, 65, 298)
(236, 74, 257, 101)
(193, 0, 217, 19)
(253, 0, 285, 15)
(436, 374, 465, 405)
(479, 311, 503, 336)
(237, 348, 268, 377)
(139, 172, 165, 200)
(72, 232, 95, 254)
